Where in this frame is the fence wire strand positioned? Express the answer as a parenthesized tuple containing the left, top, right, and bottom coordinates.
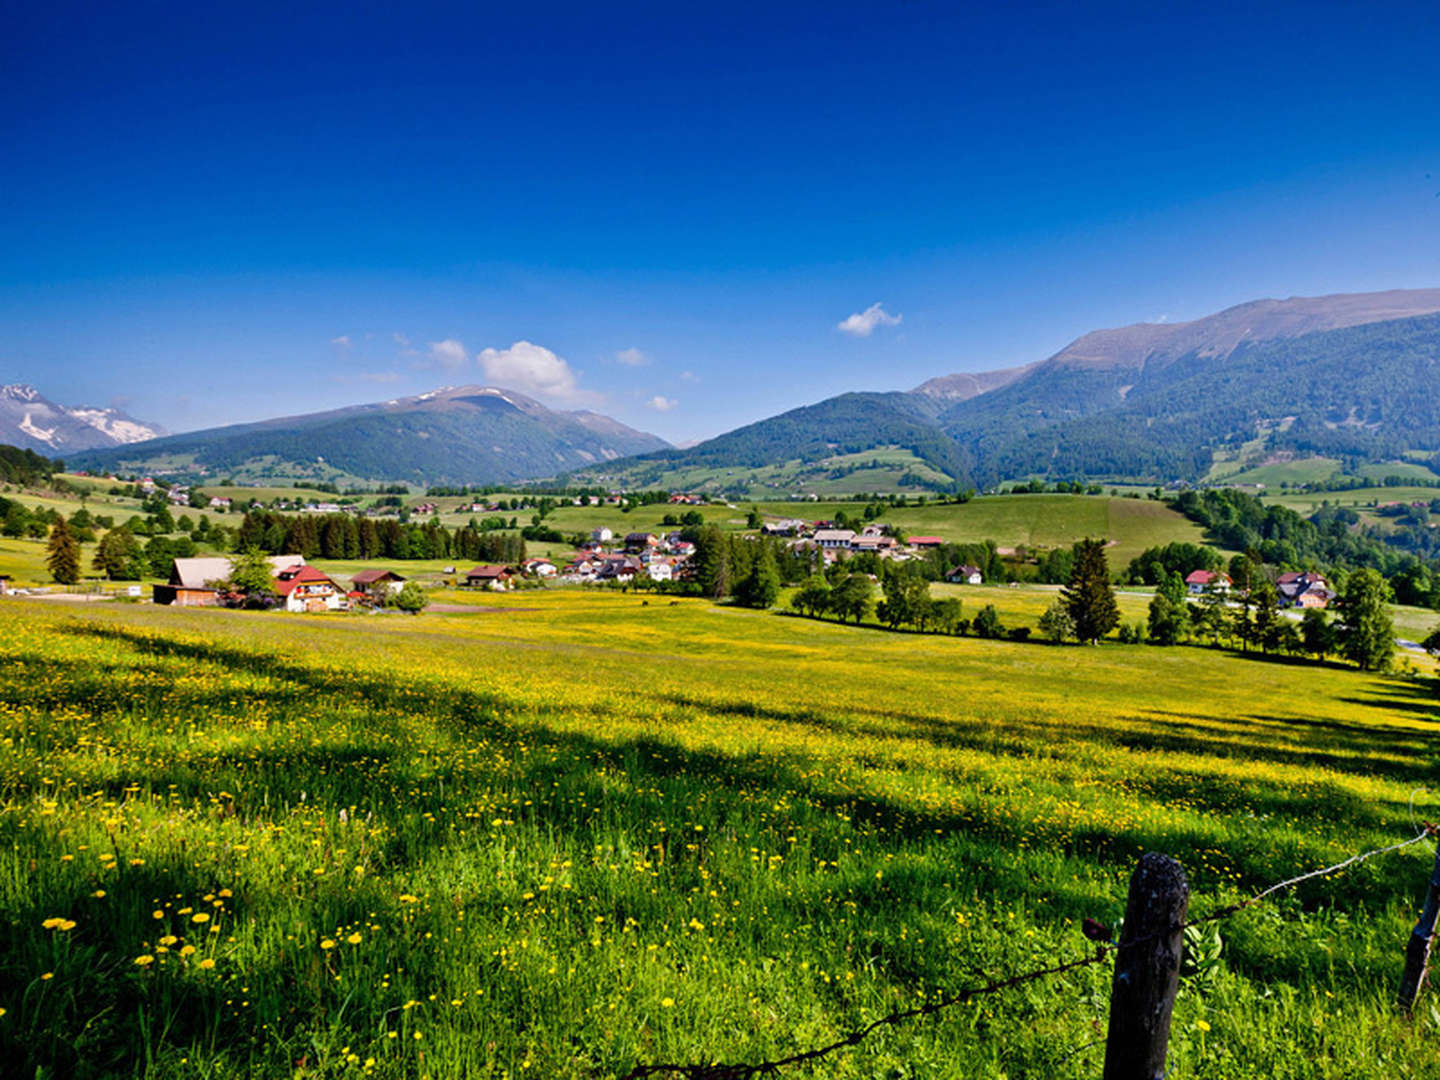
(617, 826, 1437, 1080)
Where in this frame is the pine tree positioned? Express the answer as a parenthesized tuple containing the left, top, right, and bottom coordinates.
(1062, 538, 1119, 644)
(736, 545, 780, 609)
(46, 516, 81, 585)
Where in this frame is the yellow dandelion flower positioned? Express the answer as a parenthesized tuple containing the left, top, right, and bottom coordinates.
(159, 935, 178, 946)
(40, 972, 54, 981)
(151, 910, 164, 920)
(42, 917, 64, 929)
(661, 997, 675, 1007)
(346, 932, 362, 945)
(191, 913, 210, 924)
(320, 939, 336, 950)
(92, 890, 106, 899)
(179, 945, 196, 957)
(198, 958, 215, 970)
(1197, 1019, 1212, 1032)
(134, 955, 155, 967)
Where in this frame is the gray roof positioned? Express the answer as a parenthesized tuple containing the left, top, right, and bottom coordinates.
(169, 555, 305, 590)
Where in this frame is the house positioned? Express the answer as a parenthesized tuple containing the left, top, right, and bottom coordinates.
(946, 564, 983, 585)
(0, 574, 10, 596)
(521, 558, 558, 578)
(1184, 569, 1232, 595)
(623, 532, 659, 552)
(591, 527, 613, 543)
(208, 496, 232, 509)
(597, 555, 642, 582)
(274, 565, 347, 613)
(351, 568, 407, 595)
(153, 555, 307, 606)
(465, 564, 512, 590)
(907, 536, 944, 549)
(1276, 571, 1334, 609)
(814, 529, 856, 549)
(762, 518, 807, 536)
(647, 559, 674, 582)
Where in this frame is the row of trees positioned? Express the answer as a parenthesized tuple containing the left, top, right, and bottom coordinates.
(234, 510, 525, 564)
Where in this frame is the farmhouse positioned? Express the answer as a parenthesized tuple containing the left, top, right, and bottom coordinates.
(591, 527, 613, 543)
(521, 558, 558, 578)
(946, 564, 983, 585)
(908, 536, 944, 549)
(153, 555, 308, 607)
(1184, 569, 1232, 594)
(274, 565, 347, 613)
(624, 532, 660, 552)
(465, 565, 513, 590)
(814, 528, 856, 549)
(350, 568, 407, 595)
(1276, 571, 1334, 609)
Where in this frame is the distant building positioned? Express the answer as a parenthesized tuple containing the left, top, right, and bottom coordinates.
(907, 536, 944, 549)
(351, 568, 407, 595)
(623, 532, 659, 552)
(274, 565, 347, 613)
(1276, 571, 1334, 609)
(591, 527, 613, 543)
(1184, 569, 1232, 595)
(946, 564, 983, 585)
(814, 529, 856, 549)
(153, 555, 307, 607)
(465, 565, 512, 590)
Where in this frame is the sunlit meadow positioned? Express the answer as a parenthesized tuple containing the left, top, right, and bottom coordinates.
(2, 592, 1439, 1078)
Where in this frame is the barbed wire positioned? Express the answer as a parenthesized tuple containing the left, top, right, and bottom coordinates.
(616, 826, 1437, 1080)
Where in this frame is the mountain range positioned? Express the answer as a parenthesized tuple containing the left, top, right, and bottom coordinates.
(67, 386, 669, 486)
(1, 384, 167, 455)
(585, 288, 1440, 493)
(20, 287, 1440, 491)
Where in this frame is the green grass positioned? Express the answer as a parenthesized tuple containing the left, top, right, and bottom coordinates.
(1355, 462, 1440, 483)
(1260, 485, 1440, 518)
(581, 446, 956, 500)
(1215, 457, 1343, 487)
(748, 494, 1209, 570)
(3, 593, 1440, 1077)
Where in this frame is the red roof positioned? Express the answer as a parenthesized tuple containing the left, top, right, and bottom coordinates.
(275, 565, 338, 596)
(351, 568, 404, 585)
(908, 536, 944, 545)
(466, 565, 510, 578)
(1184, 570, 1231, 585)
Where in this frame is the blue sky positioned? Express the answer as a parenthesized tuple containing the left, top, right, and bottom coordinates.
(3, 1, 1439, 443)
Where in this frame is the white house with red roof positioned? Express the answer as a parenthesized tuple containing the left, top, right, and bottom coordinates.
(1184, 569, 1232, 594)
(274, 564, 347, 613)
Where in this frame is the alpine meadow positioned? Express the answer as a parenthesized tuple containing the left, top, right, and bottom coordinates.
(9, 3, 1440, 1077)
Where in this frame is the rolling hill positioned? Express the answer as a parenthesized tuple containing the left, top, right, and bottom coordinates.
(582, 288, 1440, 495)
(71, 386, 668, 486)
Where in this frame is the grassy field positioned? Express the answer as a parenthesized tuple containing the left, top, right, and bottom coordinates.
(750, 494, 1210, 570)
(578, 446, 957, 500)
(1259, 485, 1440, 522)
(3, 592, 1440, 1077)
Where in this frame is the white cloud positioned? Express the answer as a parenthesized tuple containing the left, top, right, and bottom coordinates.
(646, 395, 677, 412)
(837, 302, 902, 337)
(428, 338, 469, 370)
(330, 335, 351, 348)
(679, 370, 699, 382)
(615, 347, 648, 366)
(479, 340, 584, 401)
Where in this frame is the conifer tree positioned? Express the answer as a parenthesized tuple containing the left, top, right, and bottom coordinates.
(1062, 537, 1119, 644)
(46, 515, 81, 585)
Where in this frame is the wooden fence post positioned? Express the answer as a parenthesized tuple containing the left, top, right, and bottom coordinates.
(1398, 843, 1440, 1011)
(1103, 852, 1189, 1080)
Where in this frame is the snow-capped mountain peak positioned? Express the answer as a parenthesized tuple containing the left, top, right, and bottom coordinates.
(0, 384, 166, 454)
